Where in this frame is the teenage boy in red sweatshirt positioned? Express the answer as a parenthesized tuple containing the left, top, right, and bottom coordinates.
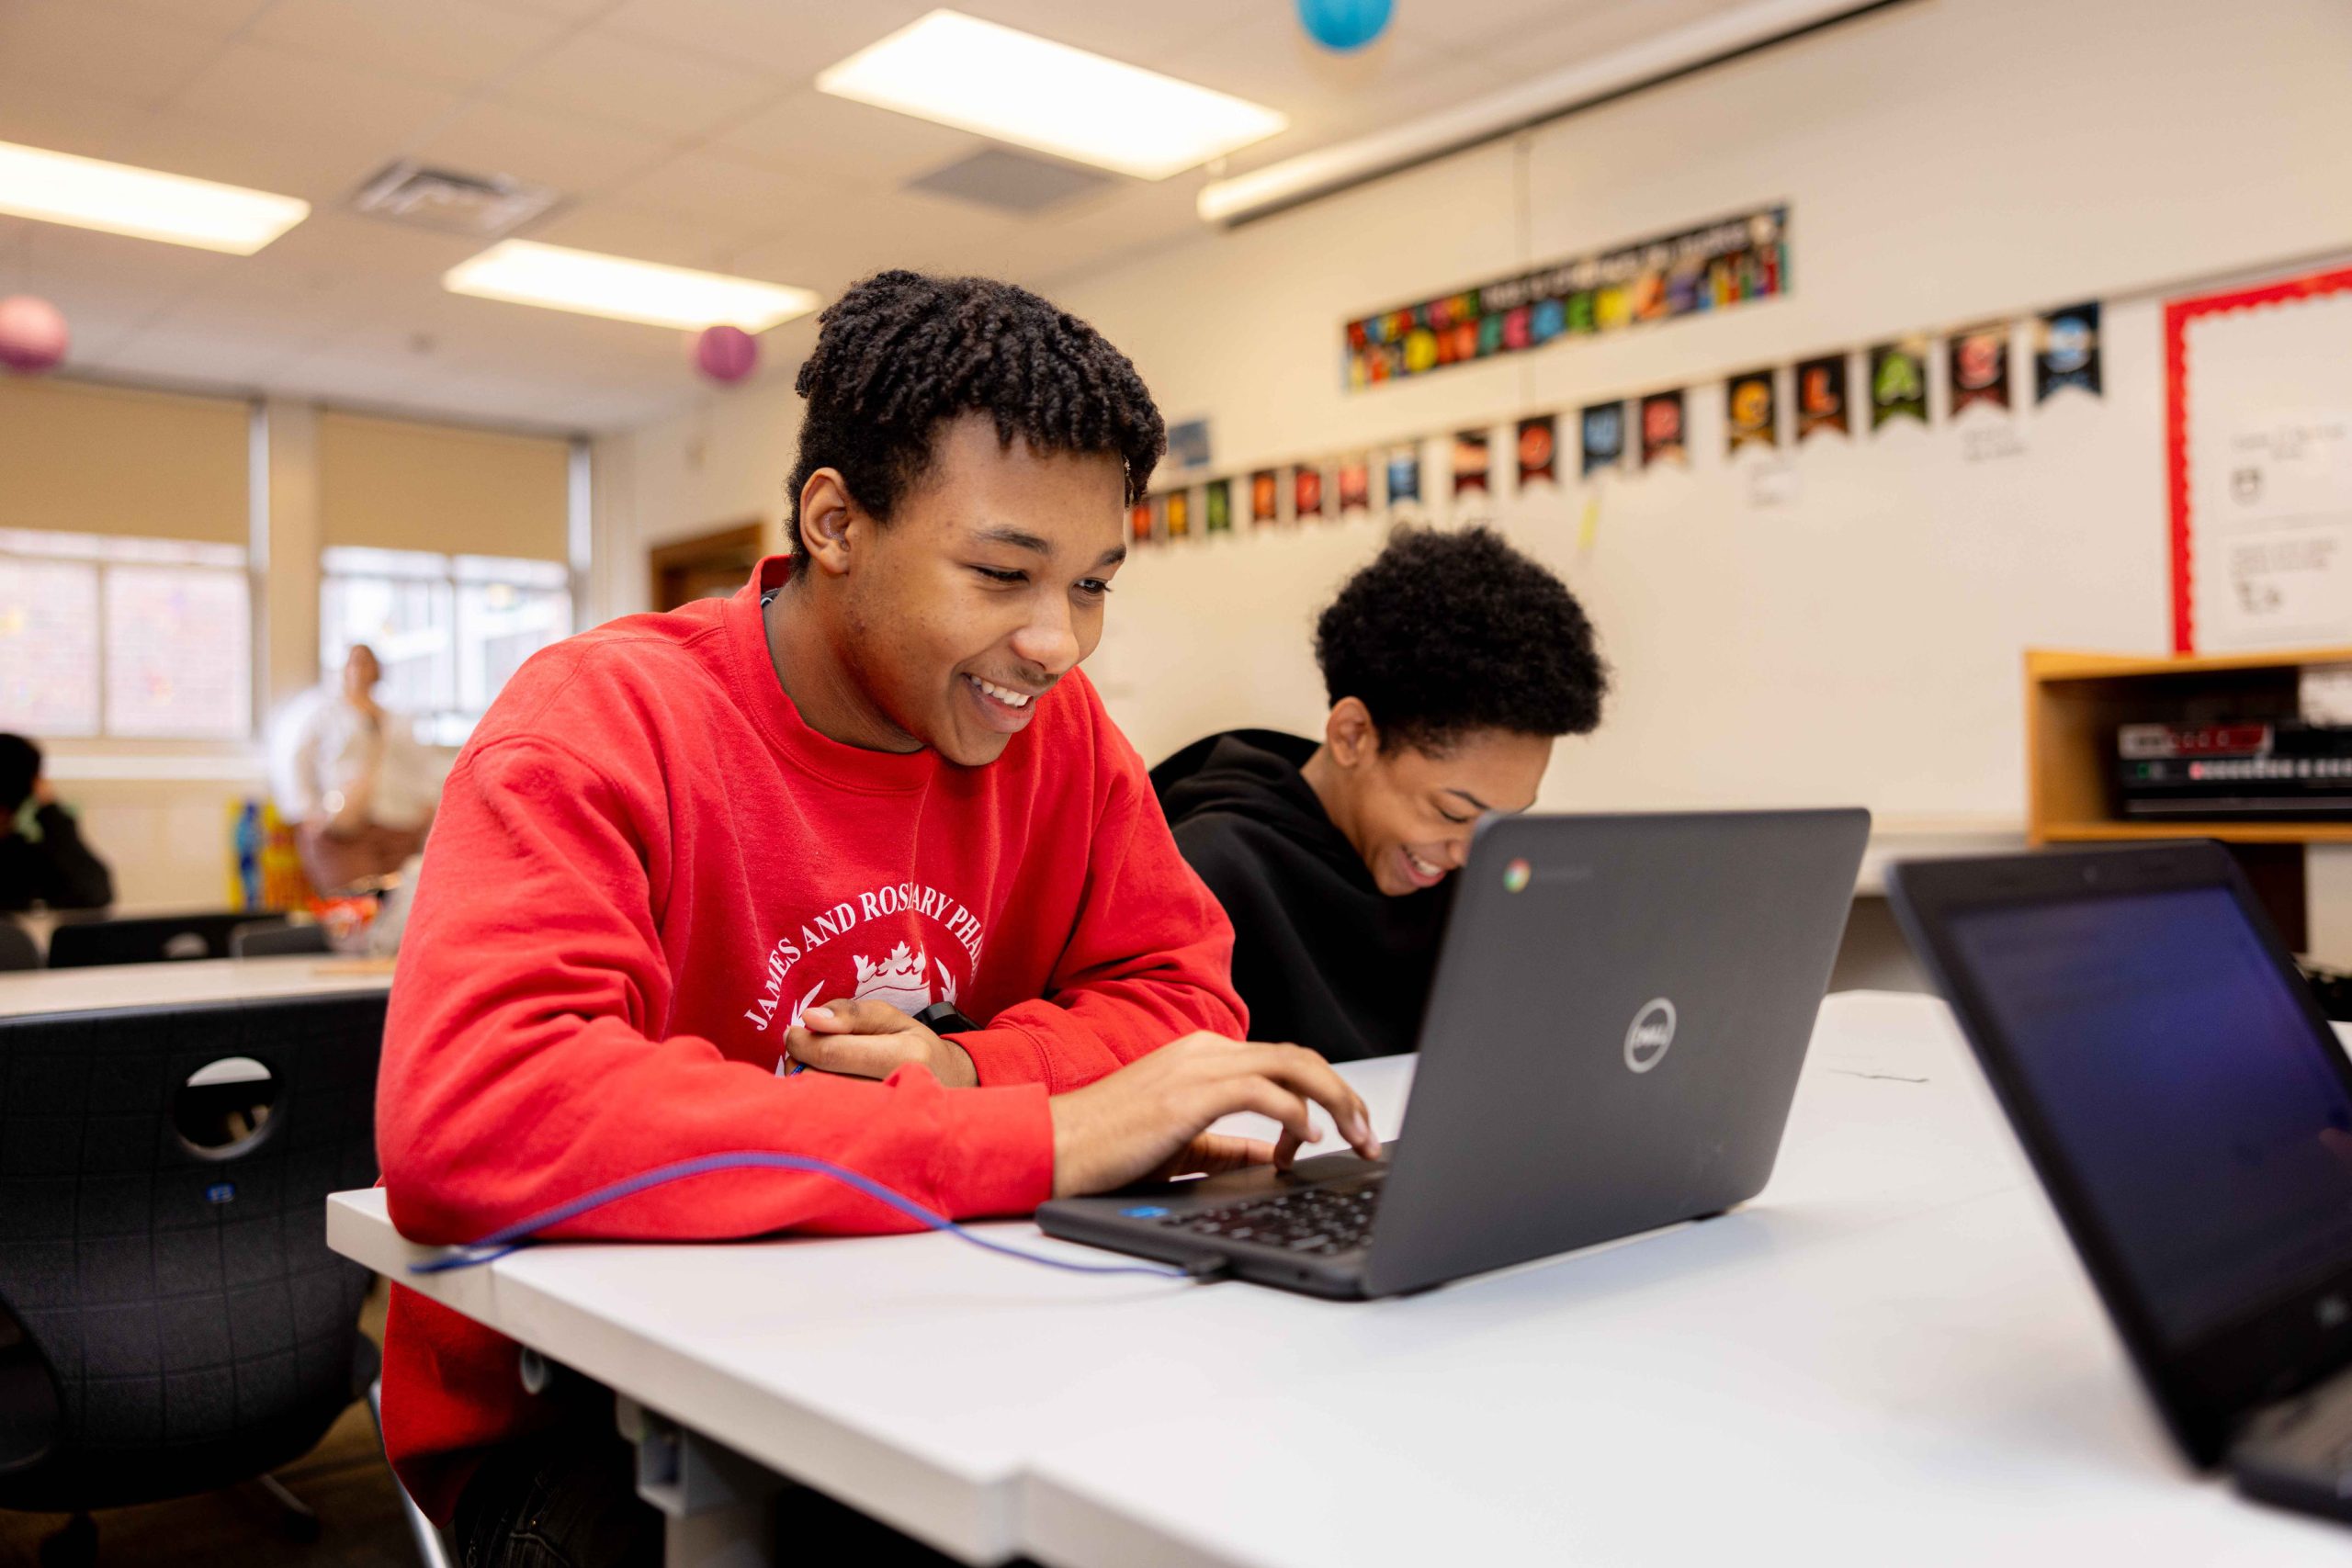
(376, 271, 1378, 1566)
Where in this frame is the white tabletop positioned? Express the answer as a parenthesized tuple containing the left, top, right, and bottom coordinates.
(0, 953, 395, 1018)
(327, 994, 2352, 1564)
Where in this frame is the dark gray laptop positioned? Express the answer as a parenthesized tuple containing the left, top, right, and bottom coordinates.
(1037, 808, 1871, 1297)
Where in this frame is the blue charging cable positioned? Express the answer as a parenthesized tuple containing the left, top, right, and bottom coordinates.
(406, 1150, 1199, 1280)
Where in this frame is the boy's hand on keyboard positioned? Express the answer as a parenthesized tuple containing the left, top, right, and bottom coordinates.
(1048, 1034, 1382, 1197)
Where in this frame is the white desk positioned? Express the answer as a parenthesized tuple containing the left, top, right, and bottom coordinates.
(0, 953, 395, 1019)
(326, 995, 2350, 1566)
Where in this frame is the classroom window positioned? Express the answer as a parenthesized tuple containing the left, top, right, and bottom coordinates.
(0, 528, 252, 740)
(320, 547, 571, 746)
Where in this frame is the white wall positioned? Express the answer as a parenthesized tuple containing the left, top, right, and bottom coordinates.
(595, 0, 2352, 950)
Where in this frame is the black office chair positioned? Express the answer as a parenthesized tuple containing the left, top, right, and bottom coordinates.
(0, 991, 387, 1564)
(0, 920, 38, 972)
(45, 911, 277, 969)
(228, 919, 331, 959)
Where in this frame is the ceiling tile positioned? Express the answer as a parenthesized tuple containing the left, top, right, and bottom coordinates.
(0, 77, 153, 163)
(456, 0, 617, 21)
(167, 39, 464, 152)
(604, 149, 858, 242)
(87, 0, 277, 36)
(1476, 0, 1757, 77)
(103, 109, 390, 205)
(495, 28, 786, 141)
(86, 319, 315, 385)
(521, 202, 744, 271)
(0, 0, 229, 107)
(415, 100, 673, 198)
(409, 97, 673, 202)
(957, 0, 1265, 66)
(598, 0, 930, 75)
(248, 0, 572, 94)
(716, 89, 988, 189)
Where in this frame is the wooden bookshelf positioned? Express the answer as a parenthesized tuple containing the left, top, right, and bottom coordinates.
(2025, 644, 2352, 949)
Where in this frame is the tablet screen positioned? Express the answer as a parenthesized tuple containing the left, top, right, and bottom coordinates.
(1951, 885, 2352, 1346)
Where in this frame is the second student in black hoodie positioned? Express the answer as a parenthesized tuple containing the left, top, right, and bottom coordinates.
(1154, 527, 1607, 1061)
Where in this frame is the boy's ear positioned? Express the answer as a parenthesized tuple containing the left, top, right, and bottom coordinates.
(1326, 697, 1379, 767)
(797, 468, 858, 578)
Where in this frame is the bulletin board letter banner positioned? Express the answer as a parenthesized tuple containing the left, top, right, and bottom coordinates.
(1340, 205, 1790, 389)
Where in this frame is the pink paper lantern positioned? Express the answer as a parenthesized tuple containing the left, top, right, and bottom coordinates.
(695, 324, 758, 384)
(0, 295, 69, 375)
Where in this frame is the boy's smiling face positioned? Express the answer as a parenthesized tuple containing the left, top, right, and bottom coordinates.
(802, 413, 1130, 767)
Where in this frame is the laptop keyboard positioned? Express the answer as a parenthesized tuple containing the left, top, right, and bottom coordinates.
(1156, 1174, 1385, 1256)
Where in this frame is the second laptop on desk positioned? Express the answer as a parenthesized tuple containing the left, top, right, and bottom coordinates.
(1039, 808, 1871, 1297)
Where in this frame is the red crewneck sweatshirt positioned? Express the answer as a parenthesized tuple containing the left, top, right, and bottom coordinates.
(375, 556, 1244, 1519)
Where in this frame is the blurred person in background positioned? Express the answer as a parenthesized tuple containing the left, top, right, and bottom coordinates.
(0, 733, 114, 911)
(269, 643, 440, 893)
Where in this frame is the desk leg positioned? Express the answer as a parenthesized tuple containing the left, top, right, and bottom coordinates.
(617, 1395, 784, 1568)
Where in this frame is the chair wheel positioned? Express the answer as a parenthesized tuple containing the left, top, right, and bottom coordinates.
(38, 1512, 97, 1568)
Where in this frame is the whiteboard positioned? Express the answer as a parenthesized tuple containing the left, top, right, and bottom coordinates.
(2169, 267, 2352, 652)
(1092, 299, 2167, 827)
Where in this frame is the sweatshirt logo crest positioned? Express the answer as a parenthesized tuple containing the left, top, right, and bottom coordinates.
(739, 879, 989, 1066)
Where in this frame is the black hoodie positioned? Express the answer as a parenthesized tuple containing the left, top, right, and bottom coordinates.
(1153, 730, 1449, 1062)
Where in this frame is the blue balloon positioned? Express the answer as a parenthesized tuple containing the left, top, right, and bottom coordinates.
(1297, 0, 1393, 52)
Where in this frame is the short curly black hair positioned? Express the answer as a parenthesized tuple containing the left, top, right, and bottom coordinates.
(784, 271, 1165, 555)
(1315, 525, 1607, 751)
(0, 734, 39, 816)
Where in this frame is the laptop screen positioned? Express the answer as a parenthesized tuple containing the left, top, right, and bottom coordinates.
(1950, 884, 2352, 1346)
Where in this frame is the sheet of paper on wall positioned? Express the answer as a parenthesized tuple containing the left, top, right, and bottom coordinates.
(2200, 412, 2352, 650)
(2299, 663, 2352, 725)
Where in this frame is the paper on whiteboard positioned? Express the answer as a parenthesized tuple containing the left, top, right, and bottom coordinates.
(2202, 412, 2352, 646)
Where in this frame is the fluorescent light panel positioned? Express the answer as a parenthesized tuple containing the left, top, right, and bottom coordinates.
(444, 242, 820, 333)
(818, 10, 1286, 181)
(0, 140, 308, 254)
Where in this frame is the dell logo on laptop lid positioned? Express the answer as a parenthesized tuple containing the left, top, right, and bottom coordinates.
(1625, 998, 1677, 1073)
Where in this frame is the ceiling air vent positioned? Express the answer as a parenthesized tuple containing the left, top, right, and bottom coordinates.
(350, 161, 560, 238)
(903, 148, 1115, 216)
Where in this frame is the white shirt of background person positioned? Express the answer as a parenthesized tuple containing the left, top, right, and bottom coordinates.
(266, 644, 441, 834)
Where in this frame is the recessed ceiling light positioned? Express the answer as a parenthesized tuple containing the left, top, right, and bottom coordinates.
(443, 241, 820, 332)
(0, 140, 309, 254)
(817, 10, 1286, 181)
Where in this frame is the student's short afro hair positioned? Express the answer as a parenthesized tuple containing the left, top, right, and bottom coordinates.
(1314, 525, 1607, 752)
(0, 734, 39, 816)
(785, 270, 1165, 554)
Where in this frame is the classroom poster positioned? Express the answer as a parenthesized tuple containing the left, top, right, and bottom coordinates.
(1385, 446, 1423, 513)
(1580, 402, 1626, 475)
(1516, 415, 1557, 487)
(2035, 302, 2102, 401)
(1337, 454, 1373, 513)
(1342, 204, 1790, 388)
(1639, 390, 1688, 468)
(1129, 500, 1155, 544)
(1948, 324, 2012, 415)
(1250, 468, 1281, 525)
(1794, 354, 1850, 439)
(1868, 340, 1928, 429)
(1293, 464, 1326, 519)
(1204, 477, 1233, 533)
(1725, 369, 1778, 453)
(1165, 489, 1191, 538)
(1452, 430, 1491, 495)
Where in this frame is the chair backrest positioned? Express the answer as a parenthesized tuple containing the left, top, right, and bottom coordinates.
(0, 921, 38, 973)
(229, 920, 331, 959)
(46, 912, 272, 970)
(0, 991, 386, 1511)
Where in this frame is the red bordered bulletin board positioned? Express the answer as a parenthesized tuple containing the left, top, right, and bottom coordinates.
(2167, 265, 2352, 652)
